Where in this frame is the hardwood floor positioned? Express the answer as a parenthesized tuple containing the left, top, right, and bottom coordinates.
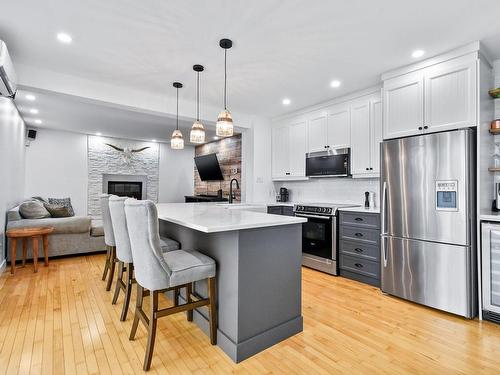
(1, 254, 499, 374)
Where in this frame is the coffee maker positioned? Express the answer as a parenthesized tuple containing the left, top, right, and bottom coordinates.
(277, 187, 289, 202)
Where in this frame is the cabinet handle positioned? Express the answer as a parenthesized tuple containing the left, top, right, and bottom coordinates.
(285, 172, 290, 175)
(354, 232, 363, 237)
(354, 248, 363, 253)
(365, 167, 369, 171)
(369, 168, 373, 170)
(354, 217, 364, 222)
(424, 126, 428, 130)
(418, 127, 423, 130)
(354, 263, 364, 268)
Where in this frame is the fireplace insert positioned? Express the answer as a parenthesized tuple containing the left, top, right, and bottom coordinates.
(108, 181, 143, 200)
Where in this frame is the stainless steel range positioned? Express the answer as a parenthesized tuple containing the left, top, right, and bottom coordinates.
(294, 203, 358, 275)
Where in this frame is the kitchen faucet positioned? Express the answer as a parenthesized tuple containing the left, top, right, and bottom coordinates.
(229, 178, 239, 204)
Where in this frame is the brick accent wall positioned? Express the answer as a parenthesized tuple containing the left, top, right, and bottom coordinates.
(194, 134, 241, 202)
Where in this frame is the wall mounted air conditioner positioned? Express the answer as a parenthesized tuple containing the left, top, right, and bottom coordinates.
(0, 40, 17, 98)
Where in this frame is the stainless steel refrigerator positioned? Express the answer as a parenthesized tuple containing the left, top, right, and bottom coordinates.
(380, 129, 477, 318)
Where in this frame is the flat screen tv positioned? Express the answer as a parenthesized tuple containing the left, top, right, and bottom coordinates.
(194, 153, 224, 181)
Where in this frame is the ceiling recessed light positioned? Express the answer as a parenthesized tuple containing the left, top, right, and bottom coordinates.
(213, 136, 219, 140)
(57, 32, 73, 44)
(282, 98, 291, 105)
(34, 119, 42, 125)
(330, 80, 341, 88)
(411, 49, 425, 58)
(95, 132, 102, 136)
(25, 94, 36, 101)
(29, 108, 39, 114)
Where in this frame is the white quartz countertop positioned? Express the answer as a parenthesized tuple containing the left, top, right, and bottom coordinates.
(479, 211, 500, 222)
(338, 206, 380, 214)
(156, 203, 306, 233)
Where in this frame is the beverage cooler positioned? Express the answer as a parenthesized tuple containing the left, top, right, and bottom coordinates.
(481, 223, 500, 323)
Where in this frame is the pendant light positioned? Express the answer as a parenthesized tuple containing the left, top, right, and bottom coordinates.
(216, 38, 234, 137)
(170, 82, 184, 150)
(190, 64, 206, 143)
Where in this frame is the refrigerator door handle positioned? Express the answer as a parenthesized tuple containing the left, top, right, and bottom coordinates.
(381, 181, 387, 235)
(382, 236, 388, 268)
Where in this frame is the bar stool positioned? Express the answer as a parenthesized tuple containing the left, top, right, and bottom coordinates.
(108, 195, 181, 321)
(100, 194, 116, 291)
(124, 199, 217, 371)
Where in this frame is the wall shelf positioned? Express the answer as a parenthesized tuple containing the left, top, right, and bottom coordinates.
(489, 88, 500, 99)
(488, 167, 500, 172)
(489, 128, 500, 135)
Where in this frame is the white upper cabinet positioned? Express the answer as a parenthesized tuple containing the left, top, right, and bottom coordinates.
(271, 125, 289, 179)
(424, 56, 477, 133)
(272, 118, 308, 180)
(350, 101, 371, 176)
(307, 112, 328, 152)
(382, 51, 479, 140)
(327, 105, 350, 149)
(370, 99, 383, 175)
(383, 71, 424, 140)
(288, 120, 307, 177)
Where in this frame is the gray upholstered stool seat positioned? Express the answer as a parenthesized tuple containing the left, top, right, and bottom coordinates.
(159, 237, 180, 252)
(163, 250, 215, 288)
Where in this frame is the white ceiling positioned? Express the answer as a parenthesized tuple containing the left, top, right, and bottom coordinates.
(14, 87, 232, 144)
(1, 0, 500, 119)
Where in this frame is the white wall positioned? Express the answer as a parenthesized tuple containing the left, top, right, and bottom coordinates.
(0, 97, 26, 268)
(25, 129, 88, 215)
(24, 128, 195, 215)
(273, 178, 380, 207)
(158, 143, 194, 203)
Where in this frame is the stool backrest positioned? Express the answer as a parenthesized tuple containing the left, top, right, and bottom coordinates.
(124, 199, 172, 290)
(109, 195, 133, 263)
(99, 194, 115, 247)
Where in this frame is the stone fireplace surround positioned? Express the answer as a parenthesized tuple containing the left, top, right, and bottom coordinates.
(87, 135, 159, 216)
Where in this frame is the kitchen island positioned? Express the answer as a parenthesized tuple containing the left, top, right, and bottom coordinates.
(157, 203, 306, 362)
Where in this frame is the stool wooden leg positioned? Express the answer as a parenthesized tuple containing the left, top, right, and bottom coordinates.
(112, 260, 124, 305)
(102, 245, 110, 281)
(129, 284, 144, 340)
(32, 237, 39, 273)
(106, 246, 116, 291)
(10, 238, 17, 274)
(208, 277, 217, 345)
(186, 283, 193, 322)
(120, 263, 133, 321)
(22, 239, 27, 268)
(42, 234, 49, 266)
(173, 288, 179, 307)
(144, 290, 158, 371)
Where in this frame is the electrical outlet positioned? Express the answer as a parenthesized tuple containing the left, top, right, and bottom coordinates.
(231, 167, 238, 174)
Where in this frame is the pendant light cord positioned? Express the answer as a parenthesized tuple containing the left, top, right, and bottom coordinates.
(224, 49, 227, 110)
(197, 71, 200, 121)
(176, 87, 179, 130)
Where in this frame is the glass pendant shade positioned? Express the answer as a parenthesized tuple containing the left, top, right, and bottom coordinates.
(190, 120, 205, 143)
(170, 129, 184, 149)
(216, 109, 233, 137)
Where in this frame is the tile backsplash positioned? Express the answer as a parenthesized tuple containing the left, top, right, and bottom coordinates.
(273, 177, 380, 207)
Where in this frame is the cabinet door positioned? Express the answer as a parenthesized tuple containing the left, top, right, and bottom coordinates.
(289, 120, 307, 177)
(370, 99, 383, 174)
(327, 105, 350, 149)
(350, 101, 371, 176)
(308, 112, 328, 152)
(272, 126, 289, 178)
(424, 58, 477, 133)
(383, 71, 424, 140)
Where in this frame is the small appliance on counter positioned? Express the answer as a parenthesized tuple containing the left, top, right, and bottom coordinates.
(276, 187, 289, 202)
(364, 191, 376, 208)
(492, 182, 500, 212)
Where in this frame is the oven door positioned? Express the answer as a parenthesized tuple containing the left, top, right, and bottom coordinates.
(296, 213, 335, 260)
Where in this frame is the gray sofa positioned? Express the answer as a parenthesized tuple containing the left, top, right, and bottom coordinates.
(6, 205, 106, 261)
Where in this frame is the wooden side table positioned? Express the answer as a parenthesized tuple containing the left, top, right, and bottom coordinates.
(6, 227, 55, 274)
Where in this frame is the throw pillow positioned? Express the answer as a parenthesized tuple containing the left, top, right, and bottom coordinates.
(19, 200, 51, 219)
(31, 196, 48, 203)
(48, 197, 75, 216)
(44, 203, 72, 218)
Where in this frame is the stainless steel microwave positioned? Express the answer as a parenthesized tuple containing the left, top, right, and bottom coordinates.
(305, 148, 350, 177)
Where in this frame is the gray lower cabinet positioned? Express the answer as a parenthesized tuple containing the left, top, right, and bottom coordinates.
(267, 205, 294, 216)
(339, 211, 380, 287)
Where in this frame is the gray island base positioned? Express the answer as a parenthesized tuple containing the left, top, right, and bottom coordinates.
(159, 219, 303, 363)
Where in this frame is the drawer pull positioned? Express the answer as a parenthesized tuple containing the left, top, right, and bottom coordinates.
(354, 248, 363, 253)
(354, 232, 363, 237)
(354, 217, 363, 222)
(354, 263, 364, 268)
